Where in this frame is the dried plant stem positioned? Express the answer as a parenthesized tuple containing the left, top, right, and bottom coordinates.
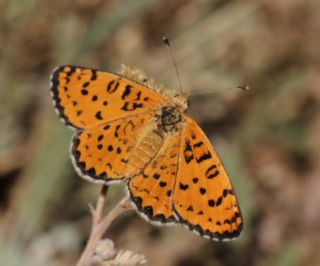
(92, 184, 109, 226)
(77, 184, 132, 266)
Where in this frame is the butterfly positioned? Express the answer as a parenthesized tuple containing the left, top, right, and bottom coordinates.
(50, 65, 243, 241)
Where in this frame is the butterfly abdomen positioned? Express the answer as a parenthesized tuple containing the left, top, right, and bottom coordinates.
(126, 105, 183, 176)
(126, 129, 165, 177)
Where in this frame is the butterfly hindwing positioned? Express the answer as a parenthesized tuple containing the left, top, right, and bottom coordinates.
(173, 115, 243, 240)
(51, 66, 168, 129)
(128, 131, 181, 225)
(71, 112, 159, 183)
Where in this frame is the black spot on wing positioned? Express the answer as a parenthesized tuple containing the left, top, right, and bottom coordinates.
(114, 124, 121, 137)
(83, 81, 90, 88)
(121, 102, 144, 111)
(206, 165, 220, 179)
(192, 177, 198, 183)
(135, 91, 142, 101)
(121, 85, 132, 100)
(81, 89, 88, 95)
(106, 80, 119, 93)
(144, 206, 153, 216)
(193, 141, 204, 148)
(196, 151, 212, 163)
(64, 66, 76, 85)
(121, 158, 129, 164)
(187, 205, 194, 212)
(216, 196, 223, 206)
(208, 199, 215, 207)
(91, 69, 97, 81)
(200, 188, 206, 195)
(95, 111, 103, 120)
(179, 182, 189, 191)
(183, 140, 194, 164)
(191, 140, 212, 163)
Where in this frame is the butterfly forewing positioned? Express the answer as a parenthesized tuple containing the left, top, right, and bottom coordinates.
(51, 65, 168, 129)
(173, 115, 243, 240)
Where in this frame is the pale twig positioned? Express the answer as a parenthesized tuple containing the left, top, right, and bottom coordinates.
(77, 185, 132, 266)
(92, 184, 109, 226)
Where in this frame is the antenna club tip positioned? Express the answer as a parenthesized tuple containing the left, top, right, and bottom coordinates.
(238, 85, 250, 91)
(162, 37, 170, 47)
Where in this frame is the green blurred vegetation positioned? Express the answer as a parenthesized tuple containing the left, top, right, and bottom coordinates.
(1, 0, 320, 265)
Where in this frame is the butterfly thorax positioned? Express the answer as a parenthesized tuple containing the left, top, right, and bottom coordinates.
(156, 105, 183, 133)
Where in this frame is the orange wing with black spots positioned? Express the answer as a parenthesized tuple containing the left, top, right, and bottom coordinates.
(50, 65, 169, 129)
(128, 132, 180, 224)
(173, 115, 243, 240)
(71, 112, 165, 183)
(50, 64, 243, 241)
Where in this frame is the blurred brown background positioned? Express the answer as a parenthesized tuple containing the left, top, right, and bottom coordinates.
(1, 0, 320, 265)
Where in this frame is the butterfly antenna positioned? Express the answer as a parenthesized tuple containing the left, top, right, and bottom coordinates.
(162, 37, 183, 94)
(191, 85, 250, 96)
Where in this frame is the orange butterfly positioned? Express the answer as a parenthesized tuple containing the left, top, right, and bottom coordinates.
(50, 65, 243, 240)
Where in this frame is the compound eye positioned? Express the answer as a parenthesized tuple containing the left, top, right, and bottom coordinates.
(187, 98, 191, 108)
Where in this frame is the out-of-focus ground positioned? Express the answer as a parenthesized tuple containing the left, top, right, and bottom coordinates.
(1, 0, 320, 265)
